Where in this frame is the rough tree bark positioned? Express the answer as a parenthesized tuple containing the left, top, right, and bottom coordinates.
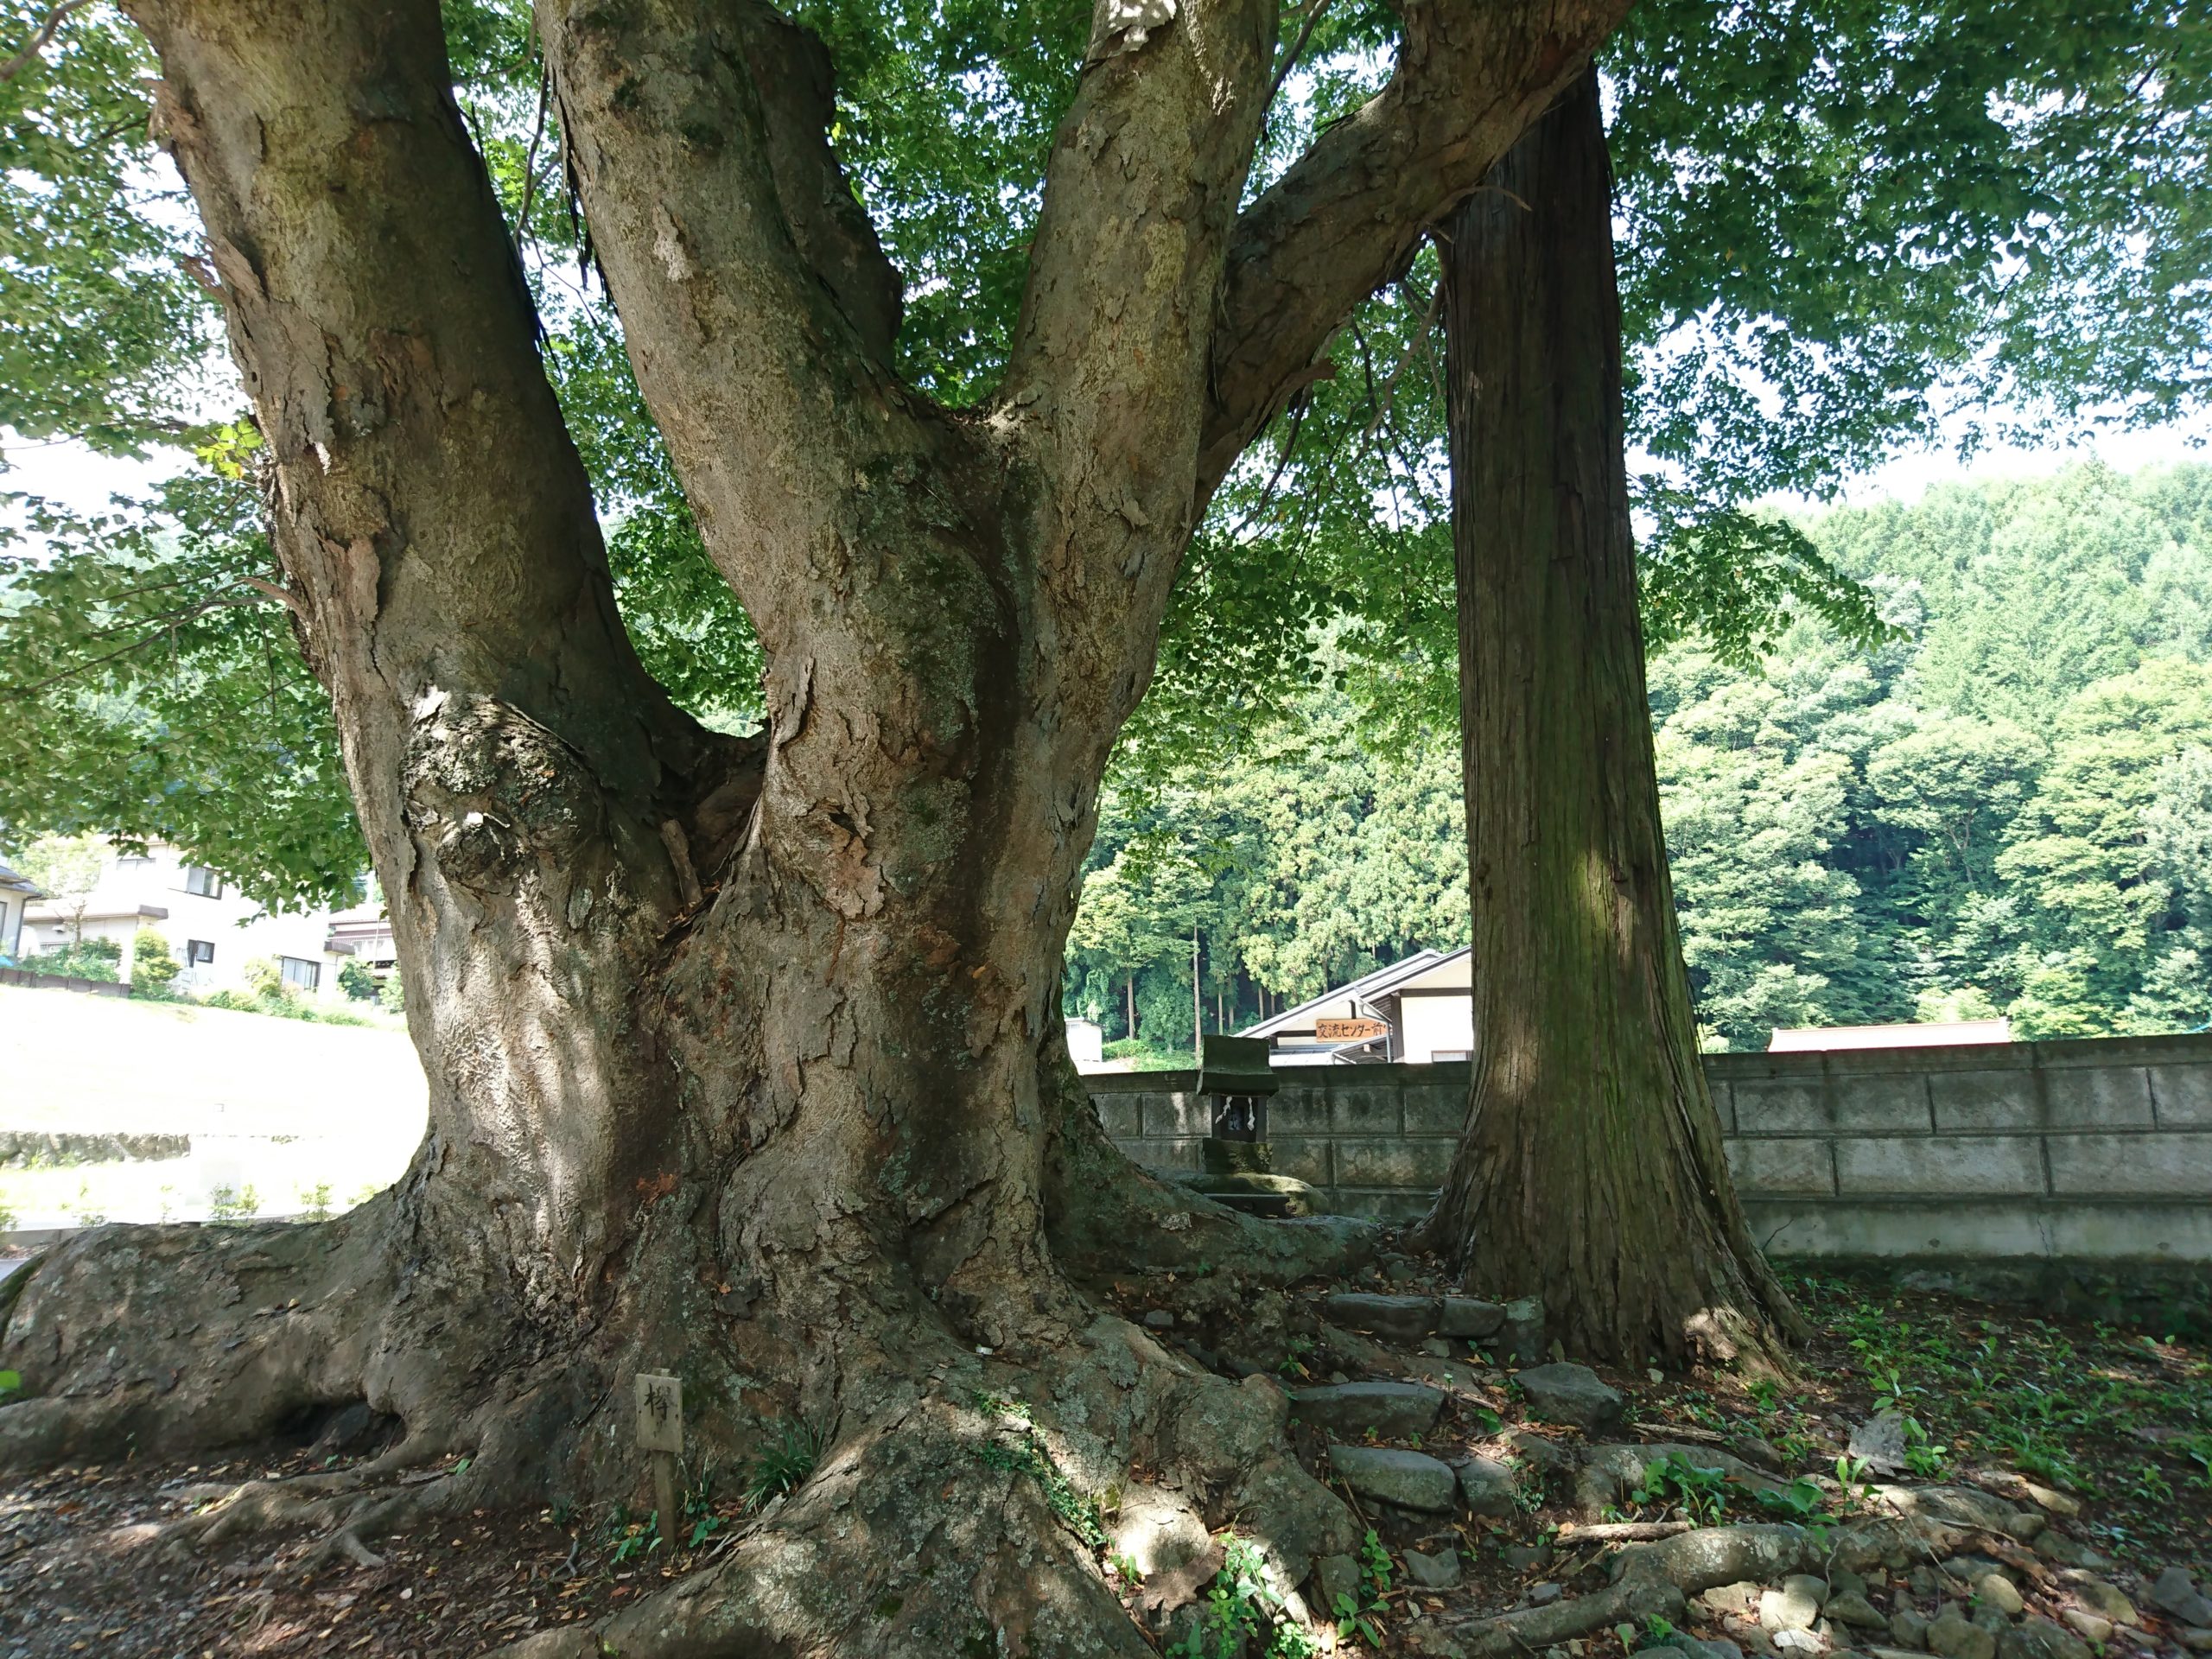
(0, 1, 1628, 1649)
(1414, 70, 1804, 1367)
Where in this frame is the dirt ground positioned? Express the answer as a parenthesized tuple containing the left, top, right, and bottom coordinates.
(1, 1255, 2205, 1658)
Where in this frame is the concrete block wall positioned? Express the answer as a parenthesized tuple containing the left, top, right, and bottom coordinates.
(1089, 1031, 2212, 1262)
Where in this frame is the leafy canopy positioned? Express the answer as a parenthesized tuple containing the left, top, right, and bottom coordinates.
(2, 0, 2209, 907)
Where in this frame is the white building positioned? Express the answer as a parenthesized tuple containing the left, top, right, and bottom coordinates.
(20, 842, 371, 1000)
(1769, 1020, 2012, 1051)
(0, 861, 39, 961)
(1241, 947, 1474, 1065)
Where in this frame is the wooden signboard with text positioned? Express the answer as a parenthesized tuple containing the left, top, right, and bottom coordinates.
(1315, 1017, 1388, 1042)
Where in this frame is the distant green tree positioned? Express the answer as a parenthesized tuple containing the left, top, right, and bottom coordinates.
(15, 831, 104, 944)
(1997, 657, 2212, 1022)
(2133, 747, 2212, 1032)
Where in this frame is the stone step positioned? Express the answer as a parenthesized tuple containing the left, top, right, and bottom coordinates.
(1327, 1444, 1459, 1513)
(1320, 1292, 1440, 1341)
(1322, 1289, 1546, 1359)
(1287, 1380, 1445, 1440)
(1166, 1171, 1317, 1217)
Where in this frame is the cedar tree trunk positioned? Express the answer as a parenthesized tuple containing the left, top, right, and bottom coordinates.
(1415, 70, 1803, 1367)
(0, 2, 1629, 1649)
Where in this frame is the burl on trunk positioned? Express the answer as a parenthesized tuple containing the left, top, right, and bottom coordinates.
(1416, 70, 1801, 1366)
(0, 0, 1628, 1650)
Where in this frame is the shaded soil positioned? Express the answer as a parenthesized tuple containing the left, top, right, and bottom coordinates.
(1, 1255, 2206, 1657)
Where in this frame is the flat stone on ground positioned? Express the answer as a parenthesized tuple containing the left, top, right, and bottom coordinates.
(1761, 1576, 1827, 1633)
(2153, 1568, 2212, 1629)
(1327, 1444, 1459, 1513)
(1928, 1611, 1996, 1659)
(1404, 1548, 1462, 1590)
(1514, 1362, 1624, 1432)
(1997, 1619, 2091, 1659)
(1314, 1553, 1359, 1614)
(2057, 1612, 2111, 1646)
(1439, 1296, 1506, 1338)
(1288, 1380, 1446, 1440)
(1501, 1296, 1546, 1363)
(1976, 1574, 2024, 1618)
(1828, 1592, 1888, 1630)
(1457, 1453, 1518, 1517)
(2061, 1574, 2133, 1625)
(1321, 1292, 1440, 1342)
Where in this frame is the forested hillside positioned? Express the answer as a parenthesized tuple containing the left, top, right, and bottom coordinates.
(1068, 462, 2212, 1052)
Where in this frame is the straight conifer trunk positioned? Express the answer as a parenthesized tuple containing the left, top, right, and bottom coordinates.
(1417, 70, 1802, 1366)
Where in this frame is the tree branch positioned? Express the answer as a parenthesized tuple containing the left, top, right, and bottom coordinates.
(1196, 0, 1632, 501)
(0, 0, 91, 84)
(998, 0, 1278, 598)
(535, 0, 907, 640)
(124, 0, 715, 806)
(2, 592, 275, 700)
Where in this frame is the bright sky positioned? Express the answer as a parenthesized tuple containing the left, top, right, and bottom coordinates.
(7, 376, 2209, 531)
(1834, 409, 2212, 508)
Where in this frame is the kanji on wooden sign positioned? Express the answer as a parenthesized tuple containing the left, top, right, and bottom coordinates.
(635, 1372, 683, 1453)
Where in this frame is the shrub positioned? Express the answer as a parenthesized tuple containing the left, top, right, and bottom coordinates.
(36, 938, 122, 982)
(130, 929, 181, 995)
(243, 956, 289, 1001)
(379, 968, 405, 1013)
(337, 958, 378, 1001)
(207, 1183, 260, 1224)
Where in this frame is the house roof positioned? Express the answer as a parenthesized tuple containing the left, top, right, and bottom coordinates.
(1351, 944, 1471, 1001)
(0, 862, 40, 897)
(1237, 948, 1461, 1040)
(1768, 1019, 2012, 1052)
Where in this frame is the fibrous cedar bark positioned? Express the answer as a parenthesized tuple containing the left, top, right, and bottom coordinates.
(0, 1, 1629, 1649)
(1414, 71, 1803, 1367)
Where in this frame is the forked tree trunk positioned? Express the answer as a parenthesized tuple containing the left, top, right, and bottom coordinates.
(1416, 70, 1802, 1367)
(0, 1, 1630, 1649)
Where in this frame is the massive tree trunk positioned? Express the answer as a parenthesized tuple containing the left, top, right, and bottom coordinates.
(0, 0, 1629, 1649)
(1415, 71, 1802, 1367)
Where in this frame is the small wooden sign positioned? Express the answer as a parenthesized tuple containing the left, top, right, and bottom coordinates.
(635, 1372, 683, 1453)
(636, 1372, 684, 1550)
(1315, 1017, 1387, 1041)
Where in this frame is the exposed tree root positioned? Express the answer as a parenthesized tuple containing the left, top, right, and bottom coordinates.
(1043, 1049, 1381, 1289)
(1449, 1516, 1962, 1656)
(2, 1152, 1367, 1657)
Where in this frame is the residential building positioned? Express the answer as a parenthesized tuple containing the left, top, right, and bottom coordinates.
(1241, 947, 1474, 1065)
(324, 891, 399, 988)
(20, 841, 359, 999)
(1236, 946, 2018, 1066)
(0, 861, 39, 960)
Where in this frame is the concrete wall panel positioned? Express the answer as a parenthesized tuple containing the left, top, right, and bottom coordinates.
(1834, 1135, 2047, 1197)
(1094, 1031, 2212, 1263)
(1727, 1137, 1836, 1196)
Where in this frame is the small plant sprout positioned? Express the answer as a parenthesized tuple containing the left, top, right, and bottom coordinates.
(1176, 1535, 1319, 1659)
(743, 1419, 825, 1511)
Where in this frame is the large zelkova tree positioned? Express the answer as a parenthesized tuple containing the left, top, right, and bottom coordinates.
(0, 0, 1627, 1646)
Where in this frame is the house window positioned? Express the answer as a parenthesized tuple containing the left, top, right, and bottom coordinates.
(184, 939, 215, 966)
(279, 956, 321, 992)
(183, 866, 225, 898)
